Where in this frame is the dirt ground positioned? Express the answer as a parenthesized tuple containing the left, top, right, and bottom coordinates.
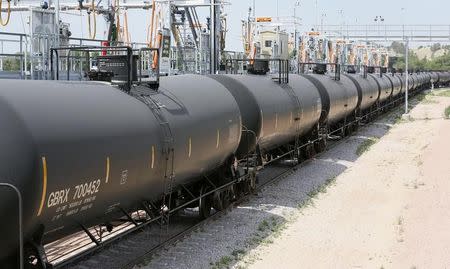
(245, 91, 450, 269)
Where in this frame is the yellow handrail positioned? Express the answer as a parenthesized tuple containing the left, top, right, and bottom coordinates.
(115, 0, 121, 41)
(0, 0, 11, 26)
(123, 10, 131, 44)
(148, 0, 156, 47)
(87, 0, 96, 39)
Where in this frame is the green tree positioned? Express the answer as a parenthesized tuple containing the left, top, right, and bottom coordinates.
(2, 57, 20, 71)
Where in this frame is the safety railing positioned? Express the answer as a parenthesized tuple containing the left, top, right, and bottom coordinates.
(50, 46, 134, 90)
(225, 58, 290, 84)
(298, 62, 341, 81)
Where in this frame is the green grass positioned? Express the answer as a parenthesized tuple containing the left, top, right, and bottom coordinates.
(356, 137, 379, 156)
(211, 255, 233, 269)
(445, 106, 450, 119)
(257, 220, 270, 232)
(434, 89, 450, 97)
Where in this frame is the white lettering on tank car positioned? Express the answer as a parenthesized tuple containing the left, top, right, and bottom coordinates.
(120, 170, 128, 185)
(73, 179, 101, 200)
(47, 179, 101, 209)
(47, 188, 70, 208)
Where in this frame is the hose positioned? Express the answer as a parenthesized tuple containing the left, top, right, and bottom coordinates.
(87, 0, 96, 39)
(115, 0, 121, 42)
(152, 32, 162, 69)
(0, 0, 11, 26)
(148, 0, 156, 47)
(123, 10, 130, 45)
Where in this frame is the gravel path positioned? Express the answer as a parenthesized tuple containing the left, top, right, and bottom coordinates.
(137, 89, 450, 269)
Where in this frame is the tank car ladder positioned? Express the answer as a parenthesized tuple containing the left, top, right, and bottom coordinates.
(140, 93, 176, 239)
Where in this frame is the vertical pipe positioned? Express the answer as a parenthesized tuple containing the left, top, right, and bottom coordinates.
(405, 38, 409, 114)
(55, 0, 60, 45)
(24, 34, 28, 80)
(20, 35, 24, 79)
(210, 0, 216, 74)
(253, 0, 255, 17)
(1, 40, 3, 71)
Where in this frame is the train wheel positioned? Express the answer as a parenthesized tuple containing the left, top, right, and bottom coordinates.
(199, 186, 212, 219)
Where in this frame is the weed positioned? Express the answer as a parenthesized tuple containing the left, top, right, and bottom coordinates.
(356, 137, 379, 156)
(231, 249, 246, 258)
(434, 89, 450, 97)
(445, 106, 450, 119)
(257, 220, 270, 232)
(212, 255, 233, 269)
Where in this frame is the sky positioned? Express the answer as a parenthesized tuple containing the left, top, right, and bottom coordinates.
(1, 0, 450, 53)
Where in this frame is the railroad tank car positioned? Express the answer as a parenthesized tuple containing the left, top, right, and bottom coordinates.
(288, 74, 323, 136)
(415, 74, 422, 90)
(400, 73, 415, 92)
(300, 73, 359, 125)
(445, 72, 450, 84)
(368, 73, 393, 103)
(385, 73, 402, 98)
(0, 75, 242, 262)
(212, 75, 300, 153)
(148, 75, 242, 181)
(422, 73, 432, 88)
(430, 72, 439, 85)
(342, 73, 379, 112)
(438, 71, 450, 86)
(410, 73, 419, 91)
(206, 75, 261, 156)
(394, 73, 405, 95)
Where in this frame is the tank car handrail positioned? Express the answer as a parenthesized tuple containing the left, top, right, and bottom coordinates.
(137, 47, 160, 90)
(224, 58, 290, 84)
(0, 182, 23, 269)
(50, 46, 134, 91)
(298, 62, 341, 81)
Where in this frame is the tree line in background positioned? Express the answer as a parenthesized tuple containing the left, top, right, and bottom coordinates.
(390, 41, 450, 71)
(1, 57, 21, 71)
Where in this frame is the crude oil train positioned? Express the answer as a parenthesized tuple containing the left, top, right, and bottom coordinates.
(0, 66, 449, 268)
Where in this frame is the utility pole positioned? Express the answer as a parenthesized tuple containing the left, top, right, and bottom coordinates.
(314, 0, 318, 29)
(52, 0, 61, 44)
(321, 13, 326, 33)
(276, 0, 279, 18)
(404, 37, 409, 115)
(253, 0, 255, 17)
(294, 1, 300, 56)
(210, 0, 217, 74)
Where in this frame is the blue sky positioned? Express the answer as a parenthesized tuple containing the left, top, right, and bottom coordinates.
(1, 0, 450, 52)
